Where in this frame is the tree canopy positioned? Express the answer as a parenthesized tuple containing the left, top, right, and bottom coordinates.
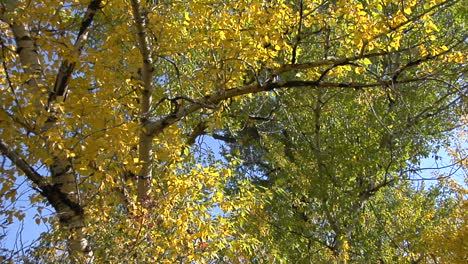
(0, 0, 466, 263)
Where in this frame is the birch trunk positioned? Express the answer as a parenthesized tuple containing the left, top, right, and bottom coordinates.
(1, 2, 100, 261)
(13, 23, 93, 262)
(50, 157, 93, 262)
(130, 0, 155, 201)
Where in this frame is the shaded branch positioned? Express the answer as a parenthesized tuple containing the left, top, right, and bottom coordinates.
(48, 0, 103, 106)
(0, 140, 84, 219)
(186, 121, 207, 146)
(212, 133, 238, 144)
(290, 0, 304, 64)
(392, 37, 466, 81)
(0, 139, 47, 190)
(145, 77, 428, 137)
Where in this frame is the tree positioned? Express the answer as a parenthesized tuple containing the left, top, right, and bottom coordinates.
(420, 124, 468, 264)
(0, 0, 466, 262)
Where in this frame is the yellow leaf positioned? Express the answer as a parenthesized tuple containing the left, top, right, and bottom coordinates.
(342, 65, 352, 71)
(357, 11, 367, 16)
(362, 58, 372, 65)
(183, 147, 190, 156)
(426, 20, 439, 32)
(184, 11, 190, 21)
(404, 7, 412, 15)
(219, 31, 226, 40)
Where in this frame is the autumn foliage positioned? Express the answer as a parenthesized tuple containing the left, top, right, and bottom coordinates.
(0, 0, 466, 263)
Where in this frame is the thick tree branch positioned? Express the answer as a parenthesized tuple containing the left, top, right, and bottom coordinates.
(212, 133, 238, 144)
(49, 0, 102, 106)
(145, 78, 426, 137)
(2, 3, 101, 260)
(0, 139, 48, 190)
(186, 121, 208, 146)
(0, 139, 83, 217)
(130, 0, 153, 99)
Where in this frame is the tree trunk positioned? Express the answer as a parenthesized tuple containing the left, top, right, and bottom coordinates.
(50, 157, 93, 262)
(1, 3, 99, 261)
(130, 0, 155, 201)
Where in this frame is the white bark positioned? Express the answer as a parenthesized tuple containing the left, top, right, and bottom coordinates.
(0, 141, 92, 262)
(0, 1, 101, 262)
(50, 157, 93, 263)
(130, 0, 154, 200)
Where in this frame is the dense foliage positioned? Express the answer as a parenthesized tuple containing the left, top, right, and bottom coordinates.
(0, 0, 466, 263)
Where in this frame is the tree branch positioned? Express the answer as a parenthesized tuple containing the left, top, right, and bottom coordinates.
(0, 140, 84, 217)
(276, 51, 390, 74)
(290, 0, 304, 64)
(212, 133, 238, 144)
(145, 78, 427, 137)
(0, 139, 48, 190)
(186, 121, 208, 146)
(48, 0, 102, 106)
